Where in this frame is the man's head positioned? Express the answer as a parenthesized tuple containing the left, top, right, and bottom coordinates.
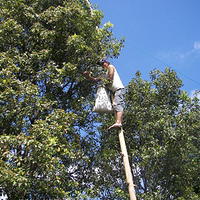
(98, 58, 110, 67)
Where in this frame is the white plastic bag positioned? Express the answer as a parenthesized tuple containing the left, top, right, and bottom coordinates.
(92, 86, 113, 114)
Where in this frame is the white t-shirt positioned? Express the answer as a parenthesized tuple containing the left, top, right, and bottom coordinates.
(105, 67, 124, 92)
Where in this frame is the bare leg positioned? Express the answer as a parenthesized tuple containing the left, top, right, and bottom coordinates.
(108, 111, 123, 129)
(116, 111, 123, 124)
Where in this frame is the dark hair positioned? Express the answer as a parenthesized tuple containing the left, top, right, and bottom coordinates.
(97, 58, 110, 65)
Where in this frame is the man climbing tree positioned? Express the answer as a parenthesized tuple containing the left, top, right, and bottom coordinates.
(83, 58, 125, 129)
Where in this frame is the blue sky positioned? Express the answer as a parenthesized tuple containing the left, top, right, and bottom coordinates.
(90, 0, 200, 97)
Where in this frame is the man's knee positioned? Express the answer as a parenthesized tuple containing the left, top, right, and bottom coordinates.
(113, 103, 123, 112)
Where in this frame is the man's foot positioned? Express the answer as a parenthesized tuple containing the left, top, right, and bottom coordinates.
(108, 123, 122, 130)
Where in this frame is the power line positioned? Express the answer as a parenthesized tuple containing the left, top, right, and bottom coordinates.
(115, 35, 200, 87)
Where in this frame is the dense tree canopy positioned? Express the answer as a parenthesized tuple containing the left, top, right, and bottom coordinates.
(0, 0, 124, 199)
(124, 69, 200, 199)
(0, 0, 199, 199)
(97, 68, 200, 199)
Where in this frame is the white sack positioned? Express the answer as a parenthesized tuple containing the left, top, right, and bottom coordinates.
(92, 86, 113, 114)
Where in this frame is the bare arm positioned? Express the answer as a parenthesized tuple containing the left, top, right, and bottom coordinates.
(83, 71, 101, 82)
(107, 65, 114, 82)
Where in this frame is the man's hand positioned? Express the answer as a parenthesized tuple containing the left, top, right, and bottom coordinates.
(83, 71, 101, 82)
(83, 71, 90, 78)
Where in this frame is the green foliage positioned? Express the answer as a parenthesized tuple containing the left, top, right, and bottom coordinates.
(1, 0, 199, 199)
(97, 68, 199, 199)
(0, 110, 79, 199)
(0, 0, 124, 199)
(124, 68, 200, 199)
